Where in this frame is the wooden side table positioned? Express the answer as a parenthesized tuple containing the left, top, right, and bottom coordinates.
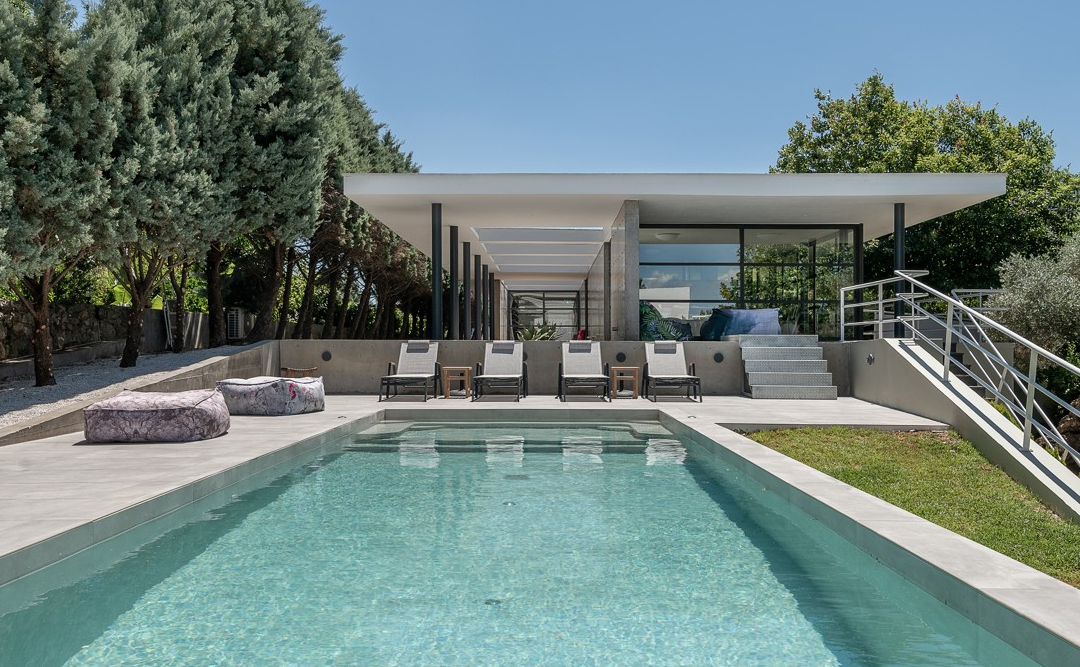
(610, 366, 640, 399)
(442, 366, 472, 399)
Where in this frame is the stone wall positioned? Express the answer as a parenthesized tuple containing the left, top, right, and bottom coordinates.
(0, 301, 207, 360)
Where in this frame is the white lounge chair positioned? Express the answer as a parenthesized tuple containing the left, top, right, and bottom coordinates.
(473, 341, 527, 401)
(644, 341, 701, 402)
(558, 341, 610, 401)
(380, 340, 440, 401)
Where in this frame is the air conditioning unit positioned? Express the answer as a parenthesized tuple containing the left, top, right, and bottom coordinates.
(226, 307, 248, 341)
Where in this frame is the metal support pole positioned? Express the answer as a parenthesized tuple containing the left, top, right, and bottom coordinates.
(853, 224, 864, 338)
(430, 203, 443, 340)
(463, 241, 472, 340)
(488, 272, 496, 339)
(481, 264, 490, 339)
(474, 255, 482, 339)
(448, 225, 458, 340)
(1023, 352, 1038, 451)
(893, 203, 905, 338)
(942, 303, 954, 381)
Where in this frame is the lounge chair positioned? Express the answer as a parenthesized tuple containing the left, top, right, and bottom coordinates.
(473, 341, 527, 401)
(380, 340, 440, 401)
(558, 341, 610, 401)
(644, 341, 701, 402)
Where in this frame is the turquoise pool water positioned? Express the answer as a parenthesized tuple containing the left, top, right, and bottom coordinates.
(0, 422, 1038, 666)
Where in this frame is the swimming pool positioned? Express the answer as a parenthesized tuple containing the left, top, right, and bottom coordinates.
(0, 422, 1042, 666)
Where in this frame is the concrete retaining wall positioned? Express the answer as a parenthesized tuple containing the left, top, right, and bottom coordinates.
(278, 340, 746, 396)
(0, 342, 275, 448)
(848, 337, 1080, 524)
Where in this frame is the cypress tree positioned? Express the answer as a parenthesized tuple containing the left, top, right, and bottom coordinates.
(0, 0, 122, 386)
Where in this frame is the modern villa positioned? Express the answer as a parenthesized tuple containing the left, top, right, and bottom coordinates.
(345, 172, 1007, 341)
(7, 171, 1080, 666)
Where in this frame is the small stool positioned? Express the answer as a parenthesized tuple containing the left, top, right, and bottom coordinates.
(611, 367, 640, 399)
(442, 367, 472, 399)
(280, 366, 319, 378)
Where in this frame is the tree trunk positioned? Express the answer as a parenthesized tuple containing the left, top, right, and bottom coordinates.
(118, 251, 166, 368)
(167, 260, 190, 353)
(320, 262, 341, 339)
(245, 239, 286, 343)
(14, 274, 57, 387)
(333, 263, 355, 339)
(373, 298, 389, 339)
(276, 245, 296, 340)
(296, 252, 319, 339)
(206, 243, 228, 348)
(352, 279, 373, 339)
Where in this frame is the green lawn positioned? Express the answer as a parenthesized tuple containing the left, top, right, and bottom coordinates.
(748, 427, 1080, 588)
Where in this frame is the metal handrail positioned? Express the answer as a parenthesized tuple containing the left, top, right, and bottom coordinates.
(841, 270, 1080, 465)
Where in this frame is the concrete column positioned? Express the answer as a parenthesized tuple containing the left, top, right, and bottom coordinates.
(430, 203, 443, 340)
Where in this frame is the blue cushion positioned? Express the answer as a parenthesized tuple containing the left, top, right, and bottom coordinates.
(702, 308, 781, 339)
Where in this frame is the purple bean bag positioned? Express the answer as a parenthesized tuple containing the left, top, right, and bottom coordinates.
(215, 376, 325, 416)
(84, 388, 230, 443)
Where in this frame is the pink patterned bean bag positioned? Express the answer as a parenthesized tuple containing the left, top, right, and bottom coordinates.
(215, 376, 325, 416)
(84, 389, 230, 443)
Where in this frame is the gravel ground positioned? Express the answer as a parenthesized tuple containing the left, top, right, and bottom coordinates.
(0, 348, 241, 430)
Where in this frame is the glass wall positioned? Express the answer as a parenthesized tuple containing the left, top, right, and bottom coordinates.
(510, 291, 581, 340)
(639, 225, 858, 339)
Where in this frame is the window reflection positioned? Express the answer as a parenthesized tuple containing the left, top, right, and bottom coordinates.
(640, 226, 856, 338)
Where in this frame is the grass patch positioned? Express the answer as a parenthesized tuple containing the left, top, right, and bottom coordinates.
(749, 427, 1080, 588)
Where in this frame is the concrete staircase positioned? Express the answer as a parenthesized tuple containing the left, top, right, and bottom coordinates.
(739, 335, 837, 400)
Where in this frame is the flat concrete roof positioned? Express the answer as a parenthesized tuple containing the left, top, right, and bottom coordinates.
(345, 172, 1006, 291)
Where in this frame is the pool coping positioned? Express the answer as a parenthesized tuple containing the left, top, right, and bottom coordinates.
(1, 403, 1077, 667)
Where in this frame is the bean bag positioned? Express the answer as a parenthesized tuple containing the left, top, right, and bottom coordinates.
(84, 388, 230, 443)
(215, 376, 325, 416)
(700, 308, 781, 339)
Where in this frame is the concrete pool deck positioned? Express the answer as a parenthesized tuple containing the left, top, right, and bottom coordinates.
(0, 395, 1077, 666)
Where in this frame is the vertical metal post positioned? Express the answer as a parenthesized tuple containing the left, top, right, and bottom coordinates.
(474, 255, 483, 339)
(462, 242, 472, 340)
(448, 225, 458, 340)
(1023, 352, 1038, 451)
(839, 286, 846, 342)
(430, 203, 443, 340)
(481, 264, 489, 339)
(853, 224, 864, 338)
(877, 284, 884, 339)
(942, 303, 954, 381)
(488, 272, 496, 339)
(893, 203, 906, 338)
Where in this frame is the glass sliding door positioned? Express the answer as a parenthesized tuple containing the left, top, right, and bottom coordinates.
(639, 225, 856, 338)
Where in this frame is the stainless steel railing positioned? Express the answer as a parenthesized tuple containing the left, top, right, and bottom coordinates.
(841, 271, 1079, 465)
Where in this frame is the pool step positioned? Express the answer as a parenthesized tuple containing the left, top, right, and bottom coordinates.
(739, 335, 837, 400)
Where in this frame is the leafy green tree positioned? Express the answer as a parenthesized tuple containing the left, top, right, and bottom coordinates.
(992, 236, 1080, 356)
(90, 0, 237, 366)
(774, 73, 1080, 291)
(0, 0, 123, 386)
(223, 0, 339, 344)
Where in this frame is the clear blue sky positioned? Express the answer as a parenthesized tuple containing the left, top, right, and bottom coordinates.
(317, 0, 1078, 174)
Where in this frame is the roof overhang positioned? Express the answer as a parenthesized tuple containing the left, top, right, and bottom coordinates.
(344, 172, 1006, 292)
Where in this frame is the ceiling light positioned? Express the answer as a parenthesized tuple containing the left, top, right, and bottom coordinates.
(654, 232, 680, 241)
